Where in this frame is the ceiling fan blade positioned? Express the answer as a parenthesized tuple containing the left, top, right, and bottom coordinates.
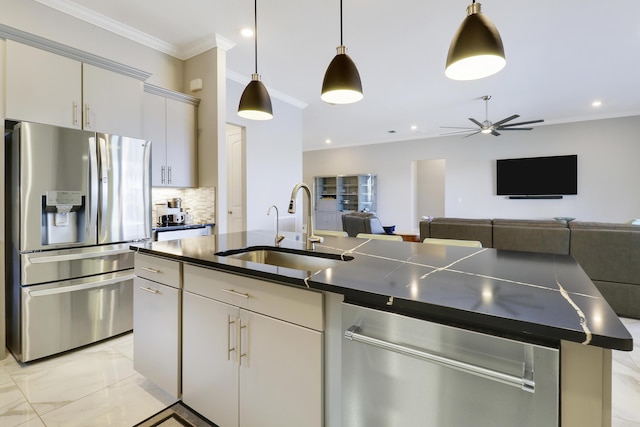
(492, 114, 520, 127)
(441, 129, 478, 135)
(468, 118, 483, 128)
(463, 130, 482, 138)
(499, 119, 544, 128)
(491, 130, 501, 136)
(440, 126, 478, 130)
(498, 127, 533, 131)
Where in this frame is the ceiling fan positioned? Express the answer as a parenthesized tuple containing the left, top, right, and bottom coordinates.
(442, 95, 544, 137)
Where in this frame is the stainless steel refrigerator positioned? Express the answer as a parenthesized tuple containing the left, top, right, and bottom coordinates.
(5, 121, 151, 362)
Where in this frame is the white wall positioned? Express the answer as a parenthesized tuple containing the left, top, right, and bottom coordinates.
(226, 80, 303, 232)
(304, 116, 640, 232)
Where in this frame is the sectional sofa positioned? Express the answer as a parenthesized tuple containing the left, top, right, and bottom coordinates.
(419, 217, 640, 319)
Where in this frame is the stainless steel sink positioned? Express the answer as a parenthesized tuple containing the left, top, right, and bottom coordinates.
(215, 246, 353, 271)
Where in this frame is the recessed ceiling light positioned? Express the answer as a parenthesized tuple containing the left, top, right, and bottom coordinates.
(325, 139, 332, 144)
(410, 125, 417, 131)
(241, 28, 254, 37)
(592, 100, 602, 107)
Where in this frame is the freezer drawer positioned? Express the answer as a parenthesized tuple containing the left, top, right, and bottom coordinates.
(20, 244, 134, 286)
(18, 270, 135, 362)
(341, 303, 559, 427)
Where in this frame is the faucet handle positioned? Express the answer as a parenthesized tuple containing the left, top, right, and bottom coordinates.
(309, 235, 324, 244)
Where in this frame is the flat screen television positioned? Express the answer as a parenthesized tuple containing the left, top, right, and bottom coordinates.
(496, 154, 577, 196)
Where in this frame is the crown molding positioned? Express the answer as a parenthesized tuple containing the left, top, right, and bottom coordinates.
(0, 22, 151, 80)
(34, 0, 233, 60)
(144, 84, 200, 106)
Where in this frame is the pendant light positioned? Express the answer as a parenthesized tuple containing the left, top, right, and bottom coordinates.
(238, 0, 273, 120)
(445, 1, 505, 81)
(321, 0, 363, 104)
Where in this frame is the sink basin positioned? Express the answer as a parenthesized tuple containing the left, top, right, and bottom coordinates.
(215, 246, 353, 271)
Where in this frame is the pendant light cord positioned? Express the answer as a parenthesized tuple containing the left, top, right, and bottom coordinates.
(339, 0, 343, 45)
(254, 0, 258, 74)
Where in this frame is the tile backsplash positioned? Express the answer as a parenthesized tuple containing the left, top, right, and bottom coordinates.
(152, 187, 216, 225)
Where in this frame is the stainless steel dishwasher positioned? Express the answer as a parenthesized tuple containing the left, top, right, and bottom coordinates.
(341, 303, 559, 426)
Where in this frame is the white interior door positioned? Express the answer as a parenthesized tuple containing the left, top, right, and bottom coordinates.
(226, 124, 245, 233)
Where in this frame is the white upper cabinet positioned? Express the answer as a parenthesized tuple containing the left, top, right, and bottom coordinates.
(82, 63, 143, 137)
(5, 40, 143, 137)
(143, 89, 198, 188)
(5, 40, 82, 128)
(143, 92, 167, 186)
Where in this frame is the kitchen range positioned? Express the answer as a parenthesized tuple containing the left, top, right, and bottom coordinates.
(5, 121, 151, 362)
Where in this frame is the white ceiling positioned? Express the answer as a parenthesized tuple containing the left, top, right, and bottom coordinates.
(35, 0, 640, 151)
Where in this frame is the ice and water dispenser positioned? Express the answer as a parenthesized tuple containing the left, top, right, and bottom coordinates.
(42, 190, 86, 245)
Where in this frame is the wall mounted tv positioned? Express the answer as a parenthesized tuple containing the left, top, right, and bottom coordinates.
(496, 154, 577, 198)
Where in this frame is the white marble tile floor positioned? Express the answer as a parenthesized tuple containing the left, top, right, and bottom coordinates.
(0, 318, 638, 426)
(0, 333, 176, 427)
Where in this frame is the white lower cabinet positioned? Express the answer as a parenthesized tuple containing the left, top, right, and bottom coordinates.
(182, 266, 323, 427)
(133, 254, 181, 399)
(133, 278, 180, 398)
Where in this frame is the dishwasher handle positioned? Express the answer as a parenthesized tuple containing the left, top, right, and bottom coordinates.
(345, 325, 535, 393)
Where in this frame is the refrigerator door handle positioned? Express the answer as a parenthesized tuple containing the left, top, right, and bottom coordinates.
(98, 134, 109, 240)
(28, 248, 132, 264)
(28, 274, 136, 297)
(88, 134, 99, 244)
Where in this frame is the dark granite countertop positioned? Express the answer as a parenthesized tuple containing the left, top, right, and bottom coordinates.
(131, 230, 633, 351)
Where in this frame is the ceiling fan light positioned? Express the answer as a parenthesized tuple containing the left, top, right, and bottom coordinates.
(445, 2, 505, 81)
(321, 46, 364, 104)
(481, 127, 493, 134)
(238, 73, 273, 120)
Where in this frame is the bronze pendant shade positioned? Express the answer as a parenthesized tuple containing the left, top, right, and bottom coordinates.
(321, 45, 363, 104)
(445, 1, 505, 81)
(238, 0, 273, 120)
(238, 73, 273, 120)
(321, 0, 363, 104)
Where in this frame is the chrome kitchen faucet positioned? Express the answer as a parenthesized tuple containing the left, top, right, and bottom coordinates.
(267, 205, 285, 247)
(288, 183, 323, 250)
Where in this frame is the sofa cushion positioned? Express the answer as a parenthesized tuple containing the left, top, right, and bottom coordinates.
(569, 221, 640, 285)
(429, 217, 493, 248)
(592, 280, 640, 319)
(419, 220, 430, 241)
(492, 219, 570, 254)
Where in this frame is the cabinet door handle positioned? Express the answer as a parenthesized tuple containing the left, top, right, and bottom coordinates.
(167, 166, 172, 184)
(72, 101, 79, 126)
(139, 286, 158, 294)
(84, 103, 91, 128)
(227, 315, 236, 361)
(161, 166, 166, 184)
(142, 267, 161, 274)
(221, 289, 250, 299)
(239, 318, 248, 366)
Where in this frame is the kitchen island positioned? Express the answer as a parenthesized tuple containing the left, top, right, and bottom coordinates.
(132, 230, 632, 427)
